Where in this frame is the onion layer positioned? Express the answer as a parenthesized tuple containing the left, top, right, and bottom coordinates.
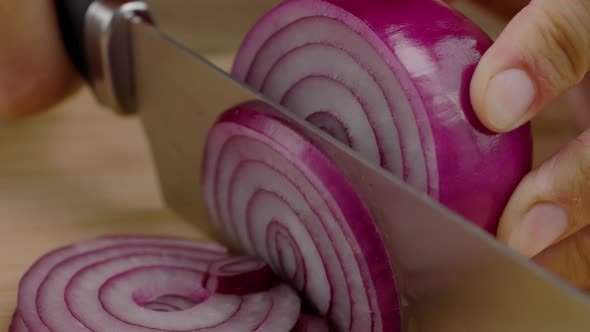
(201, 107, 398, 332)
(232, 0, 532, 232)
(12, 235, 300, 331)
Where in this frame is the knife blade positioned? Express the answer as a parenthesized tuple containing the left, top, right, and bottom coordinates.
(55, 1, 590, 330)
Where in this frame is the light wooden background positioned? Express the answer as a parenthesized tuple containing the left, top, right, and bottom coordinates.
(0, 3, 583, 329)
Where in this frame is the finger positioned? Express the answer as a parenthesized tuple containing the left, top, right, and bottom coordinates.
(470, 0, 590, 133)
(563, 74, 590, 130)
(0, 1, 80, 118)
(497, 129, 590, 258)
(533, 226, 590, 289)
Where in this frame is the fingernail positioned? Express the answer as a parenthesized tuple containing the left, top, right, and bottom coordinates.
(485, 69, 536, 131)
(508, 203, 568, 257)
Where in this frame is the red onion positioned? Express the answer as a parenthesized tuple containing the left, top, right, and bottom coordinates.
(232, 0, 533, 232)
(11, 235, 301, 331)
(201, 107, 398, 331)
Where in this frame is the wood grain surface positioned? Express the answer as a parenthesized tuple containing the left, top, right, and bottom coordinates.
(0, 4, 584, 330)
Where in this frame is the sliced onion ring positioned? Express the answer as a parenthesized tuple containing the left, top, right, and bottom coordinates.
(201, 107, 398, 331)
(12, 235, 300, 331)
(232, 0, 533, 232)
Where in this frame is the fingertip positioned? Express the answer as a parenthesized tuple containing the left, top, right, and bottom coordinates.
(470, 0, 590, 133)
(470, 42, 539, 133)
(485, 68, 537, 130)
(496, 128, 590, 261)
(505, 203, 569, 257)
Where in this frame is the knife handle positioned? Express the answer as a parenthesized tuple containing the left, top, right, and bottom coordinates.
(54, 0, 148, 114)
(55, 0, 94, 82)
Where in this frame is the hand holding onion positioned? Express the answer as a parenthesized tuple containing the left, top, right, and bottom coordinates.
(449, 0, 590, 289)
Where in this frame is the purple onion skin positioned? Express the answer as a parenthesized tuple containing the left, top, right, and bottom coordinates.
(235, 0, 532, 233)
(343, 0, 532, 233)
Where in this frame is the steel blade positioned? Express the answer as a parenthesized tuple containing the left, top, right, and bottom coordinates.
(129, 20, 590, 331)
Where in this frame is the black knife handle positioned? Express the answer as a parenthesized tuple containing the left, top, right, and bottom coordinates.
(55, 0, 94, 82)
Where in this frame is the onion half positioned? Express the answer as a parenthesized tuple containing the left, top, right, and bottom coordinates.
(232, 0, 533, 232)
(201, 107, 398, 331)
(12, 235, 300, 331)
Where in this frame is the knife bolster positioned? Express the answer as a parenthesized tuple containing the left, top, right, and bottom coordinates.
(57, 0, 151, 114)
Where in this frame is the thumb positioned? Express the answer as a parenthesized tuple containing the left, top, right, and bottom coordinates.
(498, 129, 590, 260)
(470, 0, 590, 132)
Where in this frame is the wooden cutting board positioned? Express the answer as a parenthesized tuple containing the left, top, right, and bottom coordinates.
(0, 5, 583, 329)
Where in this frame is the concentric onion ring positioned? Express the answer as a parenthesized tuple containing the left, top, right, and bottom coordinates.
(201, 107, 398, 331)
(232, 0, 532, 232)
(11, 235, 300, 331)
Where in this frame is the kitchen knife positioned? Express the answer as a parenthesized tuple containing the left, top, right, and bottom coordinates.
(54, 0, 590, 330)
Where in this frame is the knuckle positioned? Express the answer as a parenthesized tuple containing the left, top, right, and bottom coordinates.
(529, 0, 590, 88)
(537, 132, 590, 227)
(562, 132, 590, 228)
(569, 136, 590, 187)
(563, 235, 590, 287)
